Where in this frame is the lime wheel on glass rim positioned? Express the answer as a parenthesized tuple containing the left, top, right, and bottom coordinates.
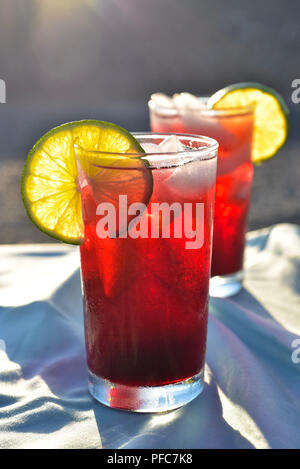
(207, 82, 289, 164)
(21, 120, 153, 244)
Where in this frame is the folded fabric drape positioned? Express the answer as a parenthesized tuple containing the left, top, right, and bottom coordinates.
(0, 224, 299, 449)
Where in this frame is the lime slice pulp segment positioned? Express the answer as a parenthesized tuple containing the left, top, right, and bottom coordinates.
(21, 120, 152, 244)
(207, 82, 289, 163)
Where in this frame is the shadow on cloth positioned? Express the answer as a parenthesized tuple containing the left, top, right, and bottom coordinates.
(208, 288, 300, 449)
(1, 263, 299, 448)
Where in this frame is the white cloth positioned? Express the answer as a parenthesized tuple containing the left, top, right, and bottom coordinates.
(0, 224, 299, 449)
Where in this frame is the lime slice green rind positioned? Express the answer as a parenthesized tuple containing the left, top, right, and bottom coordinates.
(208, 82, 289, 115)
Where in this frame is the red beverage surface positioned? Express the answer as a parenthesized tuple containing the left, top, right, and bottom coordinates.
(80, 156, 215, 387)
(150, 108, 254, 276)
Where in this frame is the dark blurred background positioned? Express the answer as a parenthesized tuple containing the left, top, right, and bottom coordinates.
(0, 0, 299, 243)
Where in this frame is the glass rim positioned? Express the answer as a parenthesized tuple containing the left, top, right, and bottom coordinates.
(74, 132, 219, 163)
(148, 95, 254, 117)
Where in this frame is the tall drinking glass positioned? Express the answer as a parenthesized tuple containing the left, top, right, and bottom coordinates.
(149, 97, 254, 297)
(76, 133, 218, 412)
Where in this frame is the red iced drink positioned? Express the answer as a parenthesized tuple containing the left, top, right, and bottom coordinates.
(77, 133, 218, 411)
(149, 95, 254, 294)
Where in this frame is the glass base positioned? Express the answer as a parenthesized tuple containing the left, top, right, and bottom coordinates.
(88, 369, 204, 413)
(209, 270, 243, 298)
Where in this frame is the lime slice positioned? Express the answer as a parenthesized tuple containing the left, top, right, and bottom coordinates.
(207, 82, 289, 163)
(21, 120, 152, 244)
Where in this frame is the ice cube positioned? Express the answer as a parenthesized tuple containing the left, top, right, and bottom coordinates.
(158, 135, 185, 152)
(157, 136, 193, 168)
(141, 142, 168, 168)
(164, 156, 216, 199)
(141, 142, 164, 154)
(172, 92, 205, 110)
(142, 137, 188, 168)
(150, 93, 175, 108)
